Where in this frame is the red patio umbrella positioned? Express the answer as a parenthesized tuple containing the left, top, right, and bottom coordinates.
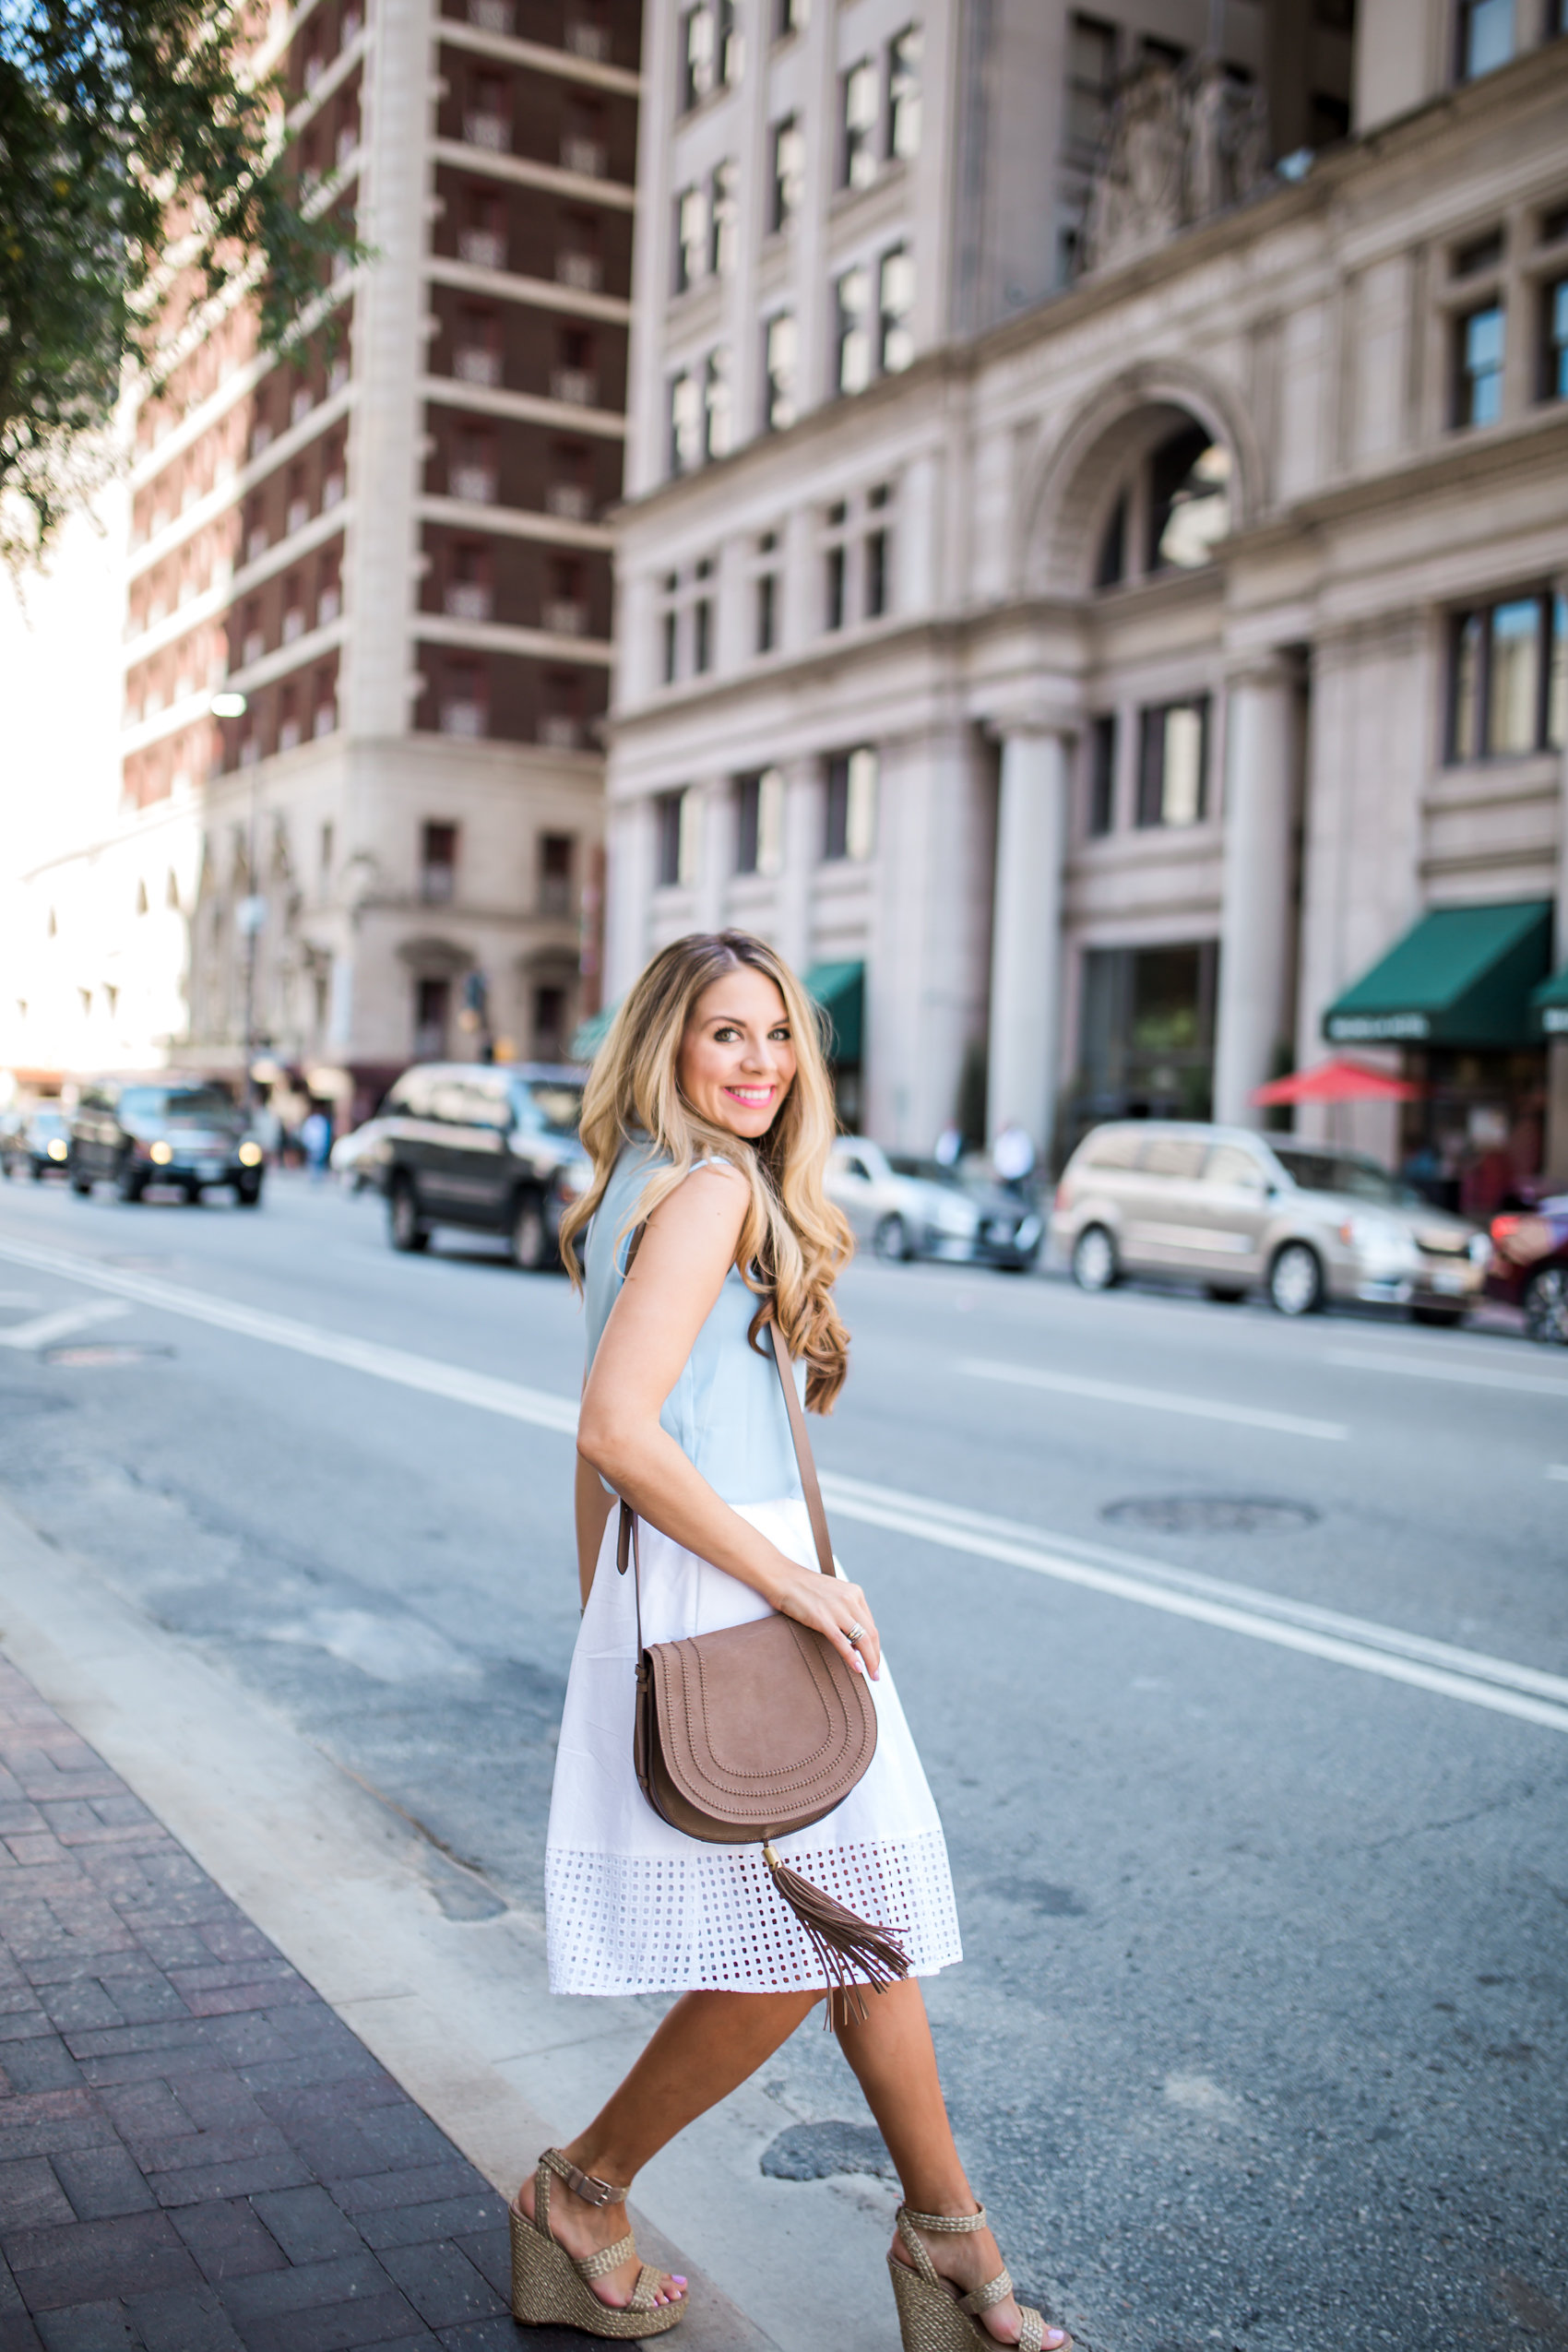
(1250, 1057, 1422, 1107)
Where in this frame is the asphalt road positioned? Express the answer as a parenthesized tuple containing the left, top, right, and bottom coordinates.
(0, 1166, 1563, 2352)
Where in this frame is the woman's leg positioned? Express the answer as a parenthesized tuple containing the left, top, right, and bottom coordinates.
(835, 1978, 1068, 2350)
(517, 1986, 819, 2308)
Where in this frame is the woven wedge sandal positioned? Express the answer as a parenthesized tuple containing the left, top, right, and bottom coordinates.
(509, 2147, 685, 2337)
(887, 2203, 1072, 2352)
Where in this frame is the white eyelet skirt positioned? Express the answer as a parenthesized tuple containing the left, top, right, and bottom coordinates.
(544, 1496, 963, 1997)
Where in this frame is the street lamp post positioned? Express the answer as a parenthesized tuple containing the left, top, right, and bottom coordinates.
(212, 691, 266, 1102)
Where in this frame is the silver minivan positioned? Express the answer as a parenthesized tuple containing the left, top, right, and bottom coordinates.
(1050, 1122, 1488, 1322)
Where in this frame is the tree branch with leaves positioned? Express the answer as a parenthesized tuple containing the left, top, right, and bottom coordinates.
(0, 0, 364, 564)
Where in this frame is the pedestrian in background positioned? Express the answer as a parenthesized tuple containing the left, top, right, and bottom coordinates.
(300, 1104, 332, 1182)
(505, 930, 1069, 2352)
(933, 1121, 963, 1168)
(992, 1119, 1036, 1192)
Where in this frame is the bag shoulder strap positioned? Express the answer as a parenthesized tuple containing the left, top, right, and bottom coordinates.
(764, 1320, 834, 1579)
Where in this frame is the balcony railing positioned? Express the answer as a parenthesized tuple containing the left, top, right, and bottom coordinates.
(550, 368, 597, 407)
(543, 599, 588, 636)
(564, 21, 610, 61)
(464, 111, 511, 151)
(561, 137, 607, 179)
(449, 465, 498, 504)
(455, 347, 502, 386)
(545, 482, 591, 520)
(556, 250, 602, 292)
(445, 583, 493, 622)
(458, 229, 507, 269)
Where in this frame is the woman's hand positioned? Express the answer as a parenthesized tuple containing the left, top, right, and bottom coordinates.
(770, 1560, 881, 1681)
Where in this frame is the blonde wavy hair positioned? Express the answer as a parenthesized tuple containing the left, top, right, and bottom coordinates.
(560, 932, 853, 1411)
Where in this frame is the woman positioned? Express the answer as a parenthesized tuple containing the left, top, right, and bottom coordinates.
(510, 931, 1069, 2352)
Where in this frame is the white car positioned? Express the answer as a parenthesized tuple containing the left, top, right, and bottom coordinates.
(330, 1116, 396, 1192)
(826, 1137, 1042, 1268)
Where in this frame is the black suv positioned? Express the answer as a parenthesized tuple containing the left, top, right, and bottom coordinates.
(67, 1078, 265, 1205)
(377, 1063, 589, 1268)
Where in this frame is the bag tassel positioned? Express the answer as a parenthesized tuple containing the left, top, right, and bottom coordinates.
(763, 1842, 910, 2025)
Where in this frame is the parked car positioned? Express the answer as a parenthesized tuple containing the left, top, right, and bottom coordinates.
(330, 1116, 396, 1194)
(66, 1078, 265, 1206)
(1051, 1122, 1487, 1321)
(1, 1108, 73, 1181)
(826, 1138, 1043, 1270)
(375, 1063, 590, 1269)
(1485, 1196, 1568, 1342)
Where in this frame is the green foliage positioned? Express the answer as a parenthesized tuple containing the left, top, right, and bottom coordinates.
(0, 0, 364, 561)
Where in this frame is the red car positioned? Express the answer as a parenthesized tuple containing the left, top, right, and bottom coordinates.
(1486, 1198, 1568, 1343)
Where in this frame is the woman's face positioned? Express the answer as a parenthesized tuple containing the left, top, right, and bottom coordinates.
(678, 965, 798, 1139)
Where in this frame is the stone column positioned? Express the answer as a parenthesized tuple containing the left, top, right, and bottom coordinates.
(1213, 660, 1297, 1127)
(987, 727, 1071, 1161)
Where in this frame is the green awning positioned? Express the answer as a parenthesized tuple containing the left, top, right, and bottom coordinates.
(1323, 900, 1553, 1049)
(805, 960, 864, 1063)
(1533, 965, 1568, 1038)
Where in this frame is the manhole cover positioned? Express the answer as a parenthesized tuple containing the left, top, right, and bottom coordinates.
(760, 2120, 896, 2182)
(43, 1343, 174, 1368)
(1102, 1493, 1318, 1536)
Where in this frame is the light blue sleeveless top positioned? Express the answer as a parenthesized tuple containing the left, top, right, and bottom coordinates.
(583, 1141, 806, 1506)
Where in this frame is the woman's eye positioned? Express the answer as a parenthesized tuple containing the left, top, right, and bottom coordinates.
(769, 1028, 791, 1041)
(713, 1026, 740, 1042)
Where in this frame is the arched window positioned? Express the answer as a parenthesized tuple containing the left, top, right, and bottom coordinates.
(1095, 420, 1233, 589)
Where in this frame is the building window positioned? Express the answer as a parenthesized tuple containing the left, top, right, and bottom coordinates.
(445, 538, 492, 622)
(670, 368, 702, 474)
(534, 984, 567, 1060)
(710, 159, 739, 275)
(681, 0, 739, 111)
(841, 59, 877, 188)
(824, 746, 878, 861)
(414, 976, 450, 1059)
(674, 184, 708, 291)
(1455, 302, 1505, 426)
(887, 27, 921, 160)
(1450, 590, 1566, 759)
(836, 265, 872, 394)
(552, 325, 597, 407)
(420, 822, 458, 902)
(1137, 699, 1209, 827)
(1457, 0, 1514, 79)
(454, 306, 501, 386)
(864, 483, 891, 619)
(764, 311, 798, 431)
(544, 553, 587, 636)
(776, 0, 806, 34)
(1541, 274, 1568, 400)
(735, 767, 784, 873)
(655, 788, 698, 886)
(558, 209, 601, 291)
(1087, 714, 1117, 836)
(1148, 426, 1232, 569)
(771, 114, 804, 231)
(878, 246, 915, 374)
(1067, 14, 1118, 154)
(547, 439, 592, 521)
(540, 832, 574, 915)
(704, 345, 732, 458)
(693, 559, 714, 673)
(438, 661, 486, 737)
(755, 532, 780, 653)
(824, 499, 849, 630)
(540, 671, 583, 748)
(659, 571, 679, 682)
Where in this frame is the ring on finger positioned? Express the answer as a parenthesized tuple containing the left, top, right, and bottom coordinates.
(846, 1621, 865, 1646)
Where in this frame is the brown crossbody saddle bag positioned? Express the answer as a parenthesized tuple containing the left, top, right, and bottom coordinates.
(614, 1302, 909, 2005)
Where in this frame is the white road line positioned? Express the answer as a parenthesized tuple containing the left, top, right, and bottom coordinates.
(1325, 1347, 1568, 1401)
(0, 1235, 578, 1432)
(0, 1300, 130, 1351)
(816, 1475, 1568, 1709)
(959, 1356, 1348, 1443)
(0, 1229, 1560, 1735)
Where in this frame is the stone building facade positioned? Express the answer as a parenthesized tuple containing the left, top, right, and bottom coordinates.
(606, 0, 1568, 1207)
(7, 0, 640, 1111)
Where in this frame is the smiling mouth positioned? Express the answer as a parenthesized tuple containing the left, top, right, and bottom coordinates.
(725, 1086, 775, 1106)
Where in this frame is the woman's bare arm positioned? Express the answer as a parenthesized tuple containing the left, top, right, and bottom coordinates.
(575, 1450, 615, 1610)
(577, 1167, 880, 1678)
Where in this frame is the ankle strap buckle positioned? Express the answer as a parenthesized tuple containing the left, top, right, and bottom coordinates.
(544, 2149, 627, 2207)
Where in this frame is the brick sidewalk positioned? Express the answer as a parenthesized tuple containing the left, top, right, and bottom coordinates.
(0, 1655, 592, 2352)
